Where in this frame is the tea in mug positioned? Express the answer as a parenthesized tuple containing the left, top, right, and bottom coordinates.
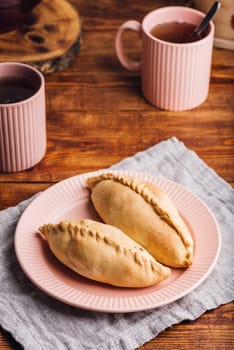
(150, 21, 206, 43)
(0, 76, 37, 104)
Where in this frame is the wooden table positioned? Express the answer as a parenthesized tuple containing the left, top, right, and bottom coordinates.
(0, 0, 233, 349)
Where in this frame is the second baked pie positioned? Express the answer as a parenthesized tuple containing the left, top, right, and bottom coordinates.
(38, 218, 170, 288)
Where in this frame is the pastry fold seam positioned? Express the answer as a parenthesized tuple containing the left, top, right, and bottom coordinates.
(39, 221, 163, 273)
(87, 172, 188, 247)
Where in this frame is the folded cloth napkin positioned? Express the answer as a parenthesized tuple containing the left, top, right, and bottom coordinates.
(0, 137, 233, 350)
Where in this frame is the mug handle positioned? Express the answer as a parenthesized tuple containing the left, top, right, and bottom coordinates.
(115, 20, 142, 71)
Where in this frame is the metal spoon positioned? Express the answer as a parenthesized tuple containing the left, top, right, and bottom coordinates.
(185, 1, 221, 42)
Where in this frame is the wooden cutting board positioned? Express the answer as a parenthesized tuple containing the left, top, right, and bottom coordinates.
(0, 0, 81, 74)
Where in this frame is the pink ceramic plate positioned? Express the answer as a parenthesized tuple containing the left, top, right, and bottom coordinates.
(14, 170, 221, 313)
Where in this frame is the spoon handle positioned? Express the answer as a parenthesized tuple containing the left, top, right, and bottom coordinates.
(194, 1, 221, 37)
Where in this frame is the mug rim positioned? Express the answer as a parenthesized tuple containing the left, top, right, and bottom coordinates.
(0, 62, 44, 107)
(142, 6, 215, 46)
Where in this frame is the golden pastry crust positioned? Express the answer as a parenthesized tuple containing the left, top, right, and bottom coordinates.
(87, 173, 194, 268)
(38, 218, 170, 288)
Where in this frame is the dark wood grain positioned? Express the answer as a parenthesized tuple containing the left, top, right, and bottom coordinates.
(0, 0, 233, 349)
(0, 0, 81, 74)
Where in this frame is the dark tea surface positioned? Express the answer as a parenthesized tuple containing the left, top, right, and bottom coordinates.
(0, 76, 37, 104)
(150, 21, 206, 43)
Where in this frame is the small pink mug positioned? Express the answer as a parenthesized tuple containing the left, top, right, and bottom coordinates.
(0, 62, 46, 173)
(115, 6, 214, 111)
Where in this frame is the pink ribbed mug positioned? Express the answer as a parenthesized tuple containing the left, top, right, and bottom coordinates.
(115, 6, 214, 111)
(0, 62, 46, 172)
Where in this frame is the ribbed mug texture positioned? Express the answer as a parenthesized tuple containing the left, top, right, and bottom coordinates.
(0, 63, 46, 172)
(142, 33, 213, 111)
(115, 7, 214, 111)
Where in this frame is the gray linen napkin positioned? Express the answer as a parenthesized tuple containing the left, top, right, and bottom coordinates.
(0, 137, 233, 350)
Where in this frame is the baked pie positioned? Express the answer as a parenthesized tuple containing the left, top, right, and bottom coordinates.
(87, 173, 194, 268)
(38, 218, 170, 288)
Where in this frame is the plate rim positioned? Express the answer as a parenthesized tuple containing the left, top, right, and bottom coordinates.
(14, 169, 221, 313)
